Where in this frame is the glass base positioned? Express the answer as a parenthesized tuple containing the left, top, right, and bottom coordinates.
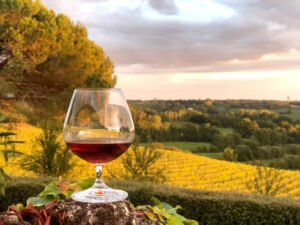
(71, 186, 128, 203)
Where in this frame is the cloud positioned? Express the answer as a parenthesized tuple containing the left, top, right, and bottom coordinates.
(146, 0, 179, 15)
(41, 0, 300, 75)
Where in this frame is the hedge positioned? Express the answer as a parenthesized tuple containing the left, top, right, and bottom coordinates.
(1, 177, 300, 225)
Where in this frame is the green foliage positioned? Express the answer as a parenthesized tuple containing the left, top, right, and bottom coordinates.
(0, 168, 10, 195)
(223, 147, 237, 162)
(114, 180, 300, 225)
(108, 144, 166, 183)
(137, 197, 198, 225)
(0, 131, 24, 163)
(25, 177, 95, 208)
(20, 120, 74, 177)
(0, 0, 116, 113)
(0, 176, 51, 211)
(0, 129, 24, 195)
(270, 155, 300, 170)
(245, 162, 289, 196)
(1, 177, 300, 224)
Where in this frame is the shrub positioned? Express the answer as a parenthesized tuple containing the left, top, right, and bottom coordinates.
(270, 155, 300, 170)
(284, 144, 300, 155)
(108, 144, 166, 183)
(245, 163, 288, 196)
(2, 177, 300, 224)
(20, 120, 74, 177)
(234, 144, 254, 161)
(0, 176, 51, 211)
(223, 147, 237, 162)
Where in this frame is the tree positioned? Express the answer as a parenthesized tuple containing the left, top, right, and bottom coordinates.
(0, 0, 116, 116)
(223, 147, 237, 162)
(234, 144, 254, 161)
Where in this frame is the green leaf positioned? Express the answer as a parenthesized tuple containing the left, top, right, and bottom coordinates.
(38, 182, 60, 199)
(158, 214, 166, 223)
(145, 211, 155, 220)
(27, 197, 52, 207)
(73, 177, 95, 190)
(153, 206, 163, 215)
(65, 190, 73, 198)
(183, 219, 198, 225)
(151, 196, 161, 206)
(168, 205, 183, 214)
(167, 215, 185, 225)
(15, 203, 25, 210)
(161, 201, 173, 210)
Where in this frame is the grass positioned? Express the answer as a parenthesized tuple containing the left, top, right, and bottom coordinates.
(161, 141, 210, 152)
(197, 152, 224, 160)
(217, 127, 234, 135)
(274, 107, 300, 121)
(171, 121, 198, 128)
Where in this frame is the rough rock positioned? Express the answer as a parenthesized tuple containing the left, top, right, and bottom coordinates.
(0, 199, 164, 225)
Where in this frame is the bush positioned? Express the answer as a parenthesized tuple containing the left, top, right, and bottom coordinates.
(270, 155, 300, 170)
(284, 144, 300, 155)
(20, 120, 74, 177)
(223, 147, 237, 161)
(2, 177, 300, 224)
(0, 176, 51, 211)
(111, 180, 300, 225)
(107, 144, 166, 183)
(234, 144, 254, 161)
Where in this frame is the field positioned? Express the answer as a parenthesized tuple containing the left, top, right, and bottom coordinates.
(1, 125, 300, 199)
(274, 107, 300, 121)
(161, 141, 210, 151)
(217, 127, 234, 135)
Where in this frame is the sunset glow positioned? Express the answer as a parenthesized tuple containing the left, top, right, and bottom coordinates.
(42, 0, 300, 100)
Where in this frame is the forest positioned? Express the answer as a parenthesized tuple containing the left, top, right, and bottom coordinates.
(129, 99, 300, 170)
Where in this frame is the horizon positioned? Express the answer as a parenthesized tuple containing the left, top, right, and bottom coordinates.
(128, 97, 299, 101)
(41, 0, 300, 100)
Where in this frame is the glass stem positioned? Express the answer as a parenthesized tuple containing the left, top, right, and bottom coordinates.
(93, 164, 107, 188)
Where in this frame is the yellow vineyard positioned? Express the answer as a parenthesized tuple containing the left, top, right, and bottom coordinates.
(1, 125, 300, 198)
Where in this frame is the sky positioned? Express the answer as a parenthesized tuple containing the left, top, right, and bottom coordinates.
(41, 0, 300, 100)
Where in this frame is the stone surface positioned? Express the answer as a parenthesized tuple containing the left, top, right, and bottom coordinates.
(0, 199, 164, 225)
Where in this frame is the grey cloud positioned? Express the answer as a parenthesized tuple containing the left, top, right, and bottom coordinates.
(146, 0, 179, 15)
(88, 9, 289, 68)
(42, 0, 300, 74)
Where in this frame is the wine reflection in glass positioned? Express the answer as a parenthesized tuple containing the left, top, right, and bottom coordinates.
(63, 88, 134, 203)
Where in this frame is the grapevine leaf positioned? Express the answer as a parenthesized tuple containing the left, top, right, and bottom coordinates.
(161, 201, 173, 210)
(151, 196, 162, 206)
(27, 197, 52, 207)
(38, 182, 60, 199)
(158, 214, 166, 223)
(167, 205, 183, 214)
(145, 211, 155, 220)
(152, 206, 161, 214)
(65, 190, 73, 198)
(73, 177, 95, 190)
(183, 219, 199, 225)
(167, 215, 185, 225)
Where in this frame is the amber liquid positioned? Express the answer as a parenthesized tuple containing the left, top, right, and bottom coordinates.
(66, 142, 131, 164)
